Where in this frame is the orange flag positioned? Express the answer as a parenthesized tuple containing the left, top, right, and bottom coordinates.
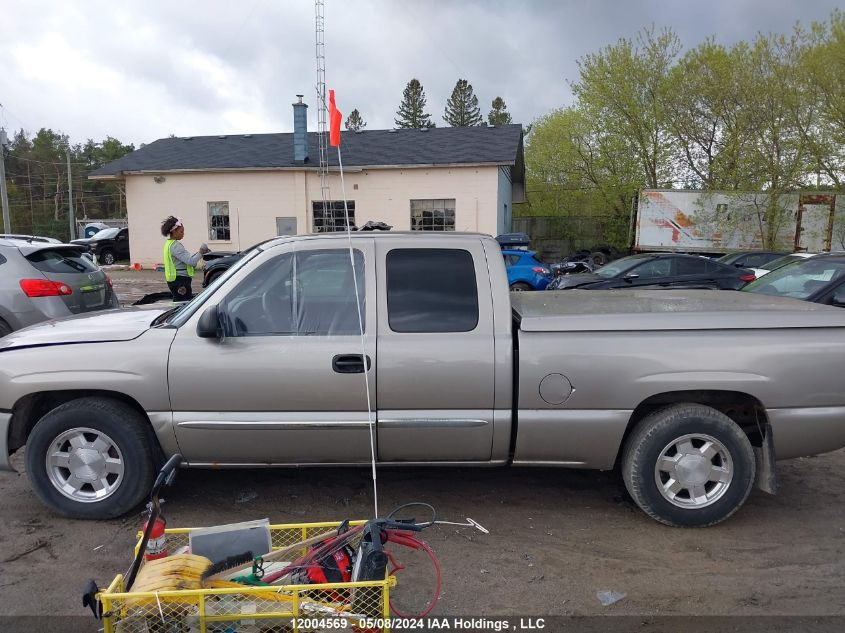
(329, 89, 342, 147)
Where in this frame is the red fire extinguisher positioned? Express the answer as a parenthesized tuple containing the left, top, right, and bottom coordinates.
(143, 510, 168, 561)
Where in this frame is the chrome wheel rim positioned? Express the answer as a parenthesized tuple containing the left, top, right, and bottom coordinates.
(46, 427, 124, 502)
(654, 433, 733, 509)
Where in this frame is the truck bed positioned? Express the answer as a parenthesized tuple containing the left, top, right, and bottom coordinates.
(511, 289, 845, 331)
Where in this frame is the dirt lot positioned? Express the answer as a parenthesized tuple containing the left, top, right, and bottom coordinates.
(0, 269, 843, 628)
(1, 451, 844, 621)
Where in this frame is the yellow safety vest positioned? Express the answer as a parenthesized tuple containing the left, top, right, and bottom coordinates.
(163, 239, 195, 282)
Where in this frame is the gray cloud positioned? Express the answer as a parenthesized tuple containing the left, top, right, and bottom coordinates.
(0, 0, 840, 146)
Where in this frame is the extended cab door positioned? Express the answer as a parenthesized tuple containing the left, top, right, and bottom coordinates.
(375, 238, 495, 461)
(167, 238, 377, 464)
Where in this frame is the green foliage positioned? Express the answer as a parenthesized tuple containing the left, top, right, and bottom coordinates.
(395, 79, 435, 128)
(3, 128, 134, 241)
(526, 14, 845, 249)
(444, 79, 483, 127)
(488, 97, 512, 126)
(344, 109, 367, 132)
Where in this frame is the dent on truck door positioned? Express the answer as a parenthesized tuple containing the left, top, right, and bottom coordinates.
(376, 242, 495, 461)
(167, 240, 377, 464)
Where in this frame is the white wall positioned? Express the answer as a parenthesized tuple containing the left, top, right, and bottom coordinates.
(124, 165, 502, 266)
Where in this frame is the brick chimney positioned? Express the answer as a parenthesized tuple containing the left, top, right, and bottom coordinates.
(293, 95, 308, 163)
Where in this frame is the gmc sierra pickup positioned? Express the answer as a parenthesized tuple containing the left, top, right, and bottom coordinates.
(2, 232, 845, 526)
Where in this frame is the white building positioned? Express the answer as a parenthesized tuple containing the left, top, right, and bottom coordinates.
(90, 99, 525, 267)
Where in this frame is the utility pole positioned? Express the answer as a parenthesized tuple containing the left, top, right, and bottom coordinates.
(0, 129, 10, 233)
(66, 148, 75, 240)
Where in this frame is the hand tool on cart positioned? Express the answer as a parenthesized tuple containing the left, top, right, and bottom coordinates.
(124, 453, 183, 591)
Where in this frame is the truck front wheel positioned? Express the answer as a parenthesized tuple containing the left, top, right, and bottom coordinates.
(25, 397, 157, 519)
(622, 403, 755, 527)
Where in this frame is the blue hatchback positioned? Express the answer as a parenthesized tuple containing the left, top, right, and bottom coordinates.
(502, 249, 552, 290)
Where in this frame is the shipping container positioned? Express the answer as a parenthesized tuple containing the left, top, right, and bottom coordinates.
(634, 189, 845, 254)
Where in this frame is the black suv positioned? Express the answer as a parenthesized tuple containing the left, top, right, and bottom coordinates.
(71, 227, 130, 265)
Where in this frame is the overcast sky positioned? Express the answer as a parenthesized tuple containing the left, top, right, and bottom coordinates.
(0, 0, 841, 147)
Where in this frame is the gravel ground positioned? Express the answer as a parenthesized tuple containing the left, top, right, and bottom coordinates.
(0, 269, 842, 629)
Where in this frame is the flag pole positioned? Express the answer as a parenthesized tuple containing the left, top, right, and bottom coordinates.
(331, 90, 378, 518)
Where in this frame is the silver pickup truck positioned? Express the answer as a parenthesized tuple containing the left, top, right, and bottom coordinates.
(2, 232, 845, 527)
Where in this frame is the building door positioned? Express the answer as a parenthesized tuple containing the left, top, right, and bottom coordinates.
(276, 217, 297, 236)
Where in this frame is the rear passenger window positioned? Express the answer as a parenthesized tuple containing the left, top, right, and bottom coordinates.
(387, 249, 479, 333)
(676, 257, 709, 275)
(26, 249, 98, 274)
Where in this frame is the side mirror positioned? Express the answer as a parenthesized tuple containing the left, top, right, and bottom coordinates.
(624, 273, 640, 281)
(196, 305, 222, 338)
(831, 289, 845, 307)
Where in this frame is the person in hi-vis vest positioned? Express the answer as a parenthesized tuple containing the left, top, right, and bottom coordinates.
(160, 216, 209, 301)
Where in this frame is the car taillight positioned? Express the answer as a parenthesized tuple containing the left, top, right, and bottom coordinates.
(19, 279, 73, 297)
(533, 267, 550, 275)
(105, 274, 113, 289)
(740, 274, 756, 283)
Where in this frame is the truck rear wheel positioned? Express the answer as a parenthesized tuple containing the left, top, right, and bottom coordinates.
(622, 403, 755, 527)
(25, 397, 157, 519)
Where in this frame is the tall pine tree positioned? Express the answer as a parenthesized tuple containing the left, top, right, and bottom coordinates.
(395, 79, 435, 128)
(444, 79, 483, 126)
(488, 96, 513, 125)
(345, 109, 367, 132)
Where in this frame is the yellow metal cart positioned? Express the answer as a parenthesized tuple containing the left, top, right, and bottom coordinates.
(97, 520, 395, 633)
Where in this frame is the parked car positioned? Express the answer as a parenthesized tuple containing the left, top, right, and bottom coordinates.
(3, 233, 845, 528)
(502, 248, 552, 290)
(202, 250, 243, 287)
(546, 253, 756, 290)
(717, 251, 786, 269)
(0, 238, 118, 336)
(0, 233, 62, 244)
(750, 252, 817, 278)
(550, 260, 594, 276)
(742, 253, 845, 305)
(71, 227, 130, 265)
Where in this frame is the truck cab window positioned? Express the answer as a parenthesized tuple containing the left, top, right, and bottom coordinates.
(221, 249, 364, 336)
(386, 248, 478, 332)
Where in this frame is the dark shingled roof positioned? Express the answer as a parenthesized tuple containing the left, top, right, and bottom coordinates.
(90, 124, 524, 178)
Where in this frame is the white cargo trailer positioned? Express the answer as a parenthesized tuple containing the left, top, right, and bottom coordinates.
(634, 189, 844, 253)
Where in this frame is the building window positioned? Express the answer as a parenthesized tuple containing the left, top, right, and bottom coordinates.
(313, 201, 355, 233)
(207, 201, 230, 241)
(410, 199, 456, 231)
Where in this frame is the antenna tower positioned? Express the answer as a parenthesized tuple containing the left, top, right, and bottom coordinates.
(315, 0, 330, 228)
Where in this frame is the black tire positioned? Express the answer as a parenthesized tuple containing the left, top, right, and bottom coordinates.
(589, 251, 609, 267)
(510, 282, 532, 292)
(622, 403, 755, 527)
(25, 397, 158, 519)
(0, 318, 11, 338)
(204, 269, 224, 287)
(100, 249, 115, 265)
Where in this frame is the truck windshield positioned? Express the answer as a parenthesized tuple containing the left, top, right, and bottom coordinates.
(93, 228, 120, 239)
(743, 258, 845, 299)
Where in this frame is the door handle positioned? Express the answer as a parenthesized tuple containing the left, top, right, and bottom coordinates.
(332, 354, 371, 374)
